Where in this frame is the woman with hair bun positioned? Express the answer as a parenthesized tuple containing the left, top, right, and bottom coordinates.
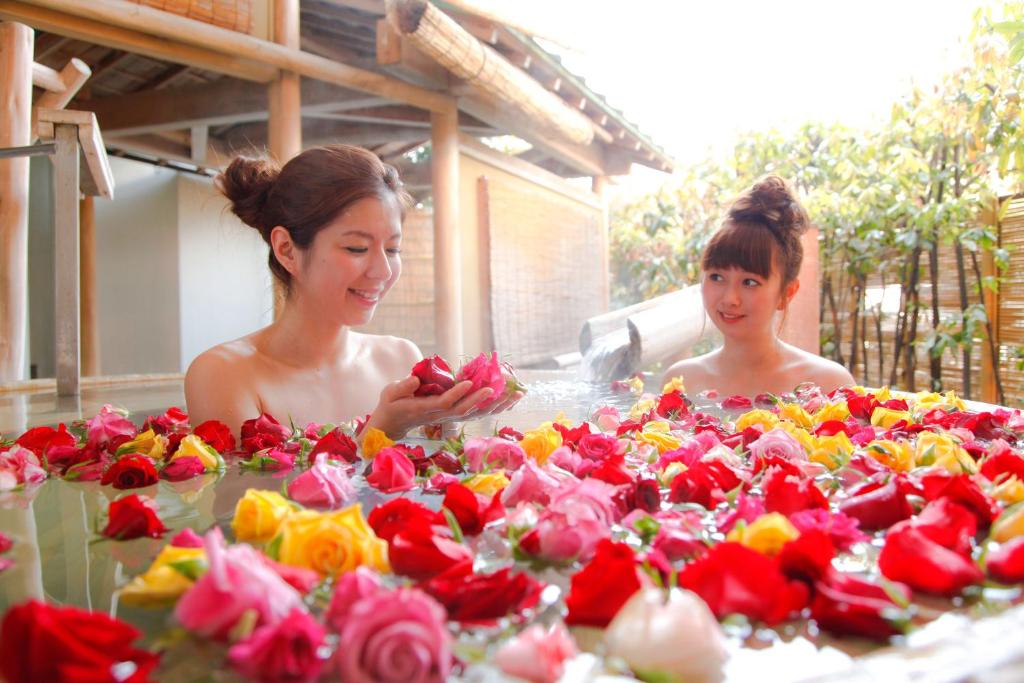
(662, 175, 853, 397)
(186, 144, 515, 438)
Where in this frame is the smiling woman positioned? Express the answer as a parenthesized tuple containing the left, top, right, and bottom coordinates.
(184, 145, 508, 438)
(662, 175, 854, 397)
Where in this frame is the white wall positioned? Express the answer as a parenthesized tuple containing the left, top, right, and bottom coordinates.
(27, 157, 55, 379)
(176, 174, 273, 370)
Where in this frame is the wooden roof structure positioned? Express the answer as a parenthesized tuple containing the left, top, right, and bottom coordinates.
(6, 0, 673, 178)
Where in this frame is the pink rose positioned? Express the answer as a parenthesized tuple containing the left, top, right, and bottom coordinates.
(591, 406, 621, 432)
(463, 436, 526, 472)
(501, 460, 573, 507)
(424, 472, 460, 492)
(175, 527, 305, 640)
(523, 479, 622, 562)
(227, 608, 327, 683)
(366, 447, 417, 493)
(715, 492, 766, 534)
(161, 456, 205, 482)
(85, 404, 137, 450)
(325, 567, 385, 632)
(494, 623, 577, 683)
(335, 588, 453, 683)
(170, 527, 204, 548)
(548, 446, 597, 478)
(577, 433, 623, 461)
(748, 428, 807, 461)
(0, 446, 47, 490)
(287, 455, 355, 509)
(456, 352, 506, 409)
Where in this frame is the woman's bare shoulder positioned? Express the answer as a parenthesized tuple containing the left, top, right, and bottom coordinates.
(351, 332, 422, 374)
(185, 336, 263, 427)
(786, 346, 855, 392)
(662, 352, 717, 391)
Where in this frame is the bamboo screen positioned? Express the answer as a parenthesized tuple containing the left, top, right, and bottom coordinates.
(356, 209, 436, 356)
(830, 195, 1024, 407)
(484, 172, 605, 367)
(128, 0, 253, 33)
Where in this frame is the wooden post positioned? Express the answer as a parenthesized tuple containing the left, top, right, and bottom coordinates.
(476, 176, 493, 351)
(431, 107, 462, 359)
(53, 123, 80, 395)
(980, 199, 1000, 404)
(780, 225, 821, 354)
(0, 22, 32, 383)
(79, 195, 98, 376)
(268, 0, 300, 317)
(592, 175, 610, 312)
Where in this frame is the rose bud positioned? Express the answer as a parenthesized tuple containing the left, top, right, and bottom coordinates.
(412, 355, 456, 397)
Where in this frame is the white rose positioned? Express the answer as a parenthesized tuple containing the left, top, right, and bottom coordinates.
(604, 587, 728, 683)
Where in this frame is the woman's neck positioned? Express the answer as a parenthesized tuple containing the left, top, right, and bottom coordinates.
(259, 297, 351, 369)
(718, 334, 785, 370)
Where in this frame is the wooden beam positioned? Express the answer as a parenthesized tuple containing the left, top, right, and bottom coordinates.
(33, 31, 65, 59)
(134, 63, 190, 92)
(189, 124, 207, 164)
(0, 21, 32, 383)
(79, 195, 98, 376)
(0, 0, 277, 82)
(17, 0, 452, 111)
(431, 108, 462, 359)
(219, 119, 431, 151)
(31, 59, 62, 90)
(32, 56, 90, 131)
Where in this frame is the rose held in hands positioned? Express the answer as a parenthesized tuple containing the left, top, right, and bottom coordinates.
(411, 356, 457, 397)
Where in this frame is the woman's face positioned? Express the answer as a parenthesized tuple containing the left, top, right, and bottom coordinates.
(701, 265, 790, 340)
(292, 194, 403, 326)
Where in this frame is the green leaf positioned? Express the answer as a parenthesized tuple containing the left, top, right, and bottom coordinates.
(168, 557, 208, 581)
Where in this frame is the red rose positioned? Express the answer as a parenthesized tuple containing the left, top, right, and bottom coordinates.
(412, 355, 457, 396)
(420, 567, 544, 624)
(0, 600, 159, 683)
(239, 413, 290, 454)
(669, 460, 742, 508)
(0, 532, 11, 555)
(553, 422, 591, 448)
(987, 537, 1024, 584)
(813, 420, 852, 437)
(920, 473, 1000, 529)
(656, 390, 689, 418)
(810, 569, 911, 640)
(678, 542, 808, 625)
(101, 494, 167, 540)
(564, 540, 642, 628)
(15, 424, 76, 458)
(143, 406, 190, 435)
(979, 449, 1024, 483)
(160, 456, 206, 482)
(577, 433, 620, 461)
(847, 395, 880, 421)
(308, 427, 358, 463)
(388, 519, 474, 581)
(912, 497, 977, 556)
(720, 395, 753, 410)
(192, 420, 236, 454)
(632, 477, 662, 513)
(762, 467, 828, 515)
(778, 529, 835, 584)
(368, 498, 443, 543)
(497, 426, 524, 442)
(837, 477, 915, 531)
(100, 455, 159, 489)
(442, 483, 504, 536)
(878, 524, 983, 596)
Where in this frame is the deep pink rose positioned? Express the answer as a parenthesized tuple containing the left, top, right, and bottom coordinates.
(494, 623, 577, 683)
(411, 355, 457, 397)
(308, 427, 359, 464)
(520, 479, 621, 562)
(721, 395, 753, 410)
(715, 492, 766, 534)
(325, 567, 385, 632)
(240, 413, 291, 454)
(335, 588, 453, 683)
(463, 436, 526, 472)
(161, 456, 206, 482)
(287, 455, 355, 509)
(175, 527, 305, 640)
(169, 527, 204, 548)
(577, 432, 622, 461)
(456, 352, 506, 408)
(366, 447, 416, 493)
(789, 509, 869, 552)
(85, 404, 137, 450)
(227, 608, 327, 683)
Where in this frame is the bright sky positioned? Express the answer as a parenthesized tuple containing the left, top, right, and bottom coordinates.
(488, 0, 992, 192)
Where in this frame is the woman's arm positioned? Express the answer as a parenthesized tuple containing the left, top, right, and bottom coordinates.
(184, 349, 260, 438)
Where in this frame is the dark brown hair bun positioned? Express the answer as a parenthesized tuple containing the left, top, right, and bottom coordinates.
(727, 174, 809, 241)
(216, 156, 281, 237)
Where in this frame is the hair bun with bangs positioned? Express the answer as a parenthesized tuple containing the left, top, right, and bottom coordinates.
(728, 174, 809, 240)
(216, 156, 281, 237)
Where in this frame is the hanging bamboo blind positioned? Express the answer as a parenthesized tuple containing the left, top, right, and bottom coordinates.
(127, 0, 253, 33)
(998, 196, 1024, 406)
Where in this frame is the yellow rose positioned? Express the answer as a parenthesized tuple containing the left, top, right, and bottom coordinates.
(232, 489, 295, 543)
(660, 461, 688, 483)
(360, 428, 394, 459)
(875, 387, 893, 402)
(170, 434, 224, 471)
(992, 502, 1024, 543)
(810, 432, 854, 469)
(847, 385, 868, 396)
(914, 390, 967, 413)
(629, 398, 657, 421)
(863, 440, 914, 473)
(626, 376, 645, 395)
(726, 513, 799, 556)
(992, 476, 1024, 506)
(120, 544, 206, 608)
(276, 505, 390, 576)
(735, 409, 779, 432)
(519, 425, 562, 465)
(637, 429, 682, 454)
(870, 407, 913, 429)
(778, 423, 817, 456)
(463, 472, 510, 496)
(778, 403, 813, 429)
(662, 376, 686, 394)
(915, 431, 976, 474)
(116, 428, 167, 460)
(812, 401, 851, 424)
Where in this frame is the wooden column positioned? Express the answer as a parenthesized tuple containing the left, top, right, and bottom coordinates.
(79, 195, 99, 376)
(431, 107, 462, 359)
(0, 22, 32, 383)
(980, 199, 1000, 404)
(476, 176, 493, 351)
(592, 175, 610, 312)
(780, 226, 821, 354)
(53, 124, 80, 395)
(268, 0, 301, 316)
